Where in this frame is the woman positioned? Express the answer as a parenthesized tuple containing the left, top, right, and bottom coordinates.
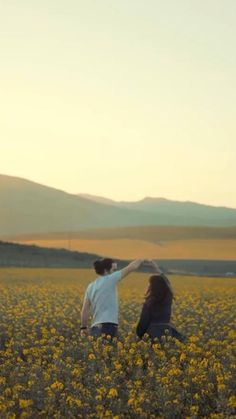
(136, 260, 185, 342)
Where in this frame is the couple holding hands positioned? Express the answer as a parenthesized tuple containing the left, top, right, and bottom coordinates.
(81, 258, 185, 342)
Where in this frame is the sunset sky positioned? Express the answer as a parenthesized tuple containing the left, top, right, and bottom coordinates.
(1, 0, 236, 207)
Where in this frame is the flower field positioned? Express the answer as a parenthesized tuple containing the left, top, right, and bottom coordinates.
(0, 268, 236, 418)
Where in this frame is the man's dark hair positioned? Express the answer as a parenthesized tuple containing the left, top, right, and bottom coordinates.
(93, 258, 114, 275)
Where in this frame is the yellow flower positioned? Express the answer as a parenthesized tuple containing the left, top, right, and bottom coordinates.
(19, 399, 32, 409)
(108, 388, 118, 398)
(72, 367, 81, 376)
(168, 368, 181, 377)
(0, 269, 236, 418)
(228, 396, 236, 408)
(114, 361, 122, 370)
(190, 406, 199, 415)
(189, 336, 199, 343)
(0, 377, 6, 385)
(135, 358, 143, 367)
(180, 353, 186, 362)
(50, 381, 64, 391)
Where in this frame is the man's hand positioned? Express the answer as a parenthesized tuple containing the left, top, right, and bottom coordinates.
(81, 298, 90, 331)
(80, 327, 89, 338)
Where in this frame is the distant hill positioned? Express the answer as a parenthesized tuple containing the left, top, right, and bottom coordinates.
(0, 174, 178, 236)
(0, 240, 235, 276)
(120, 197, 236, 225)
(0, 240, 101, 268)
(1, 174, 236, 237)
(78, 194, 236, 227)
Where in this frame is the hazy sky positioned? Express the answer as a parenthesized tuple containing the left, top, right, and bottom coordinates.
(1, 0, 236, 207)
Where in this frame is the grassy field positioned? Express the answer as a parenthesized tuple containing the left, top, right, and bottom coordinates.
(8, 225, 236, 241)
(10, 225, 236, 260)
(14, 238, 236, 260)
(0, 268, 236, 418)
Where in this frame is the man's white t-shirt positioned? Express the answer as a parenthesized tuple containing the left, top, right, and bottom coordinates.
(84, 270, 122, 327)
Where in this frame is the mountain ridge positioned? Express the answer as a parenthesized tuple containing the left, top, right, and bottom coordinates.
(0, 174, 189, 235)
(1, 174, 236, 236)
(78, 193, 236, 210)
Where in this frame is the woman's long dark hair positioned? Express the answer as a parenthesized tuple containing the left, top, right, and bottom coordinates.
(145, 274, 173, 306)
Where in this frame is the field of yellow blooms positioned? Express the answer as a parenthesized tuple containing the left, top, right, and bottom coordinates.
(0, 268, 236, 418)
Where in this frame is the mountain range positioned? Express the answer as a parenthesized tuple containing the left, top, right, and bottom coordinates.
(1, 174, 236, 237)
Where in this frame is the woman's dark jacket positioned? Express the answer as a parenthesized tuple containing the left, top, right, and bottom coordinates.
(136, 293, 172, 339)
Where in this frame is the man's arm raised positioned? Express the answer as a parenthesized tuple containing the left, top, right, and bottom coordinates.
(120, 259, 144, 279)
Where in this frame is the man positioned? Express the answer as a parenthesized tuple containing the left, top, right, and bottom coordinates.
(80, 257, 143, 338)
